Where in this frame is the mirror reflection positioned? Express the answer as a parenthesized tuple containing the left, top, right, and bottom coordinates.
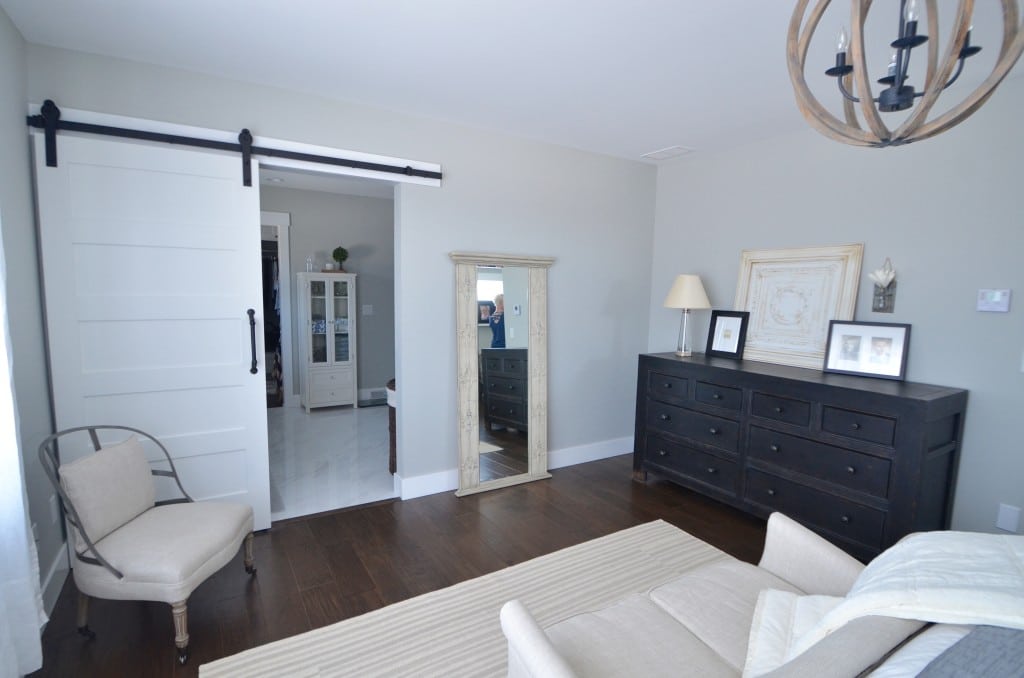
(477, 265, 529, 482)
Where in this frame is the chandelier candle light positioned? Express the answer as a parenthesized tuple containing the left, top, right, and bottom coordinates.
(663, 275, 711, 357)
(787, 0, 1024, 147)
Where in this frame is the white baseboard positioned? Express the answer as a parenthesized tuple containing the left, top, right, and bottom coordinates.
(397, 436, 632, 500)
(41, 543, 69, 616)
(397, 468, 459, 500)
(359, 386, 388, 402)
(548, 436, 632, 470)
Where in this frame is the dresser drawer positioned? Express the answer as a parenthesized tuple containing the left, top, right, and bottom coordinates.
(485, 375, 526, 399)
(751, 392, 811, 427)
(648, 372, 688, 403)
(646, 402, 739, 452)
(486, 398, 526, 424)
(695, 381, 742, 411)
(822, 406, 896, 446)
(748, 427, 891, 498)
(483, 351, 526, 376)
(745, 469, 886, 548)
(311, 368, 353, 390)
(645, 434, 737, 495)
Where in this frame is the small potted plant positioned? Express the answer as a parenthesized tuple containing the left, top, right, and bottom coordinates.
(332, 246, 349, 272)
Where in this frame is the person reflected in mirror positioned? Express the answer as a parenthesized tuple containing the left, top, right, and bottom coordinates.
(489, 293, 505, 348)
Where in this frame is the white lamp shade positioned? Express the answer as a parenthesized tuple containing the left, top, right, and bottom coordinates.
(663, 274, 711, 310)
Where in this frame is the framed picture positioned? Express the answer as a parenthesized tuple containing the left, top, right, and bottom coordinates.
(823, 321, 910, 380)
(734, 244, 863, 369)
(477, 300, 495, 325)
(705, 310, 749, 359)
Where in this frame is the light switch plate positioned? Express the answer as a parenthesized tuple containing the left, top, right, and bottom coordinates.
(977, 289, 1011, 312)
(996, 503, 1021, 532)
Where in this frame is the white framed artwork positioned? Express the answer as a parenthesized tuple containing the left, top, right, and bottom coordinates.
(734, 244, 863, 369)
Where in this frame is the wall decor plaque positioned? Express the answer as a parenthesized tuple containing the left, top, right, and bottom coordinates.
(734, 244, 863, 369)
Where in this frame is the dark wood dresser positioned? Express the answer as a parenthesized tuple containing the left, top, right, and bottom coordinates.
(482, 348, 528, 431)
(633, 353, 967, 560)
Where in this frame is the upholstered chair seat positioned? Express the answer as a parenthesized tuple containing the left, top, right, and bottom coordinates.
(39, 425, 256, 665)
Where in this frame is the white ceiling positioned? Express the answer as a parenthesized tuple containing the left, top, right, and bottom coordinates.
(2, 1, 1018, 164)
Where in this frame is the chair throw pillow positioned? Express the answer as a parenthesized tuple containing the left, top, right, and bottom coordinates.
(59, 434, 156, 547)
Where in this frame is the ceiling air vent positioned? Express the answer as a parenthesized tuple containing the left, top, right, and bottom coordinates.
(641, 145, 694, 161)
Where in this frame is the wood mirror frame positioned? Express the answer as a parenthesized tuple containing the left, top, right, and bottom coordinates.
(450, 252, 555, 496)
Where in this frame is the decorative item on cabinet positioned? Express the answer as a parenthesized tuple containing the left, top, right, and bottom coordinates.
(296, 272, 358, 411)
(332, 246, 349, 272)
(633, 352, 966, 561)
(869, 258, 897, 313)
(823, 321, 910, 381)
(705, 310, 750, 360)
(662, 274, 711, 357)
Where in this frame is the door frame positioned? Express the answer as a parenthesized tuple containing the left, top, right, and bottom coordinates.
(260, 210, 294, 407)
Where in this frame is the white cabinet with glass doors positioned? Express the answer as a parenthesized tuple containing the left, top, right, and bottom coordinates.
(296, 272, 358, 411)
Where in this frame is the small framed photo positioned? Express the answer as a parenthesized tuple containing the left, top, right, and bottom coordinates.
(823, 321, 910, 380)
(478, 300, 495, 325)
(705, 310, 750, 359)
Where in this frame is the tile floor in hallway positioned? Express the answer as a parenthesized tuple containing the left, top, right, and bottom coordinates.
(267, 403, 397, 522)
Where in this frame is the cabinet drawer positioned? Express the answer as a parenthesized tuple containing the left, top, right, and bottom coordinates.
(646, 402, 739, 452)
(745, 469, 885, 548)
(485, 376, 527, 399)
(695, 381, 742, 411)
(311, 368, 353, 390)
(748, 427, 891, 498)
(822, 406, 896, 446)
(486, 398, 526, 424)
(483, 353, 526, 376)
(751, 392, 811, 427)
(645, 434, 737, 495)
(648, 372, 687, 403)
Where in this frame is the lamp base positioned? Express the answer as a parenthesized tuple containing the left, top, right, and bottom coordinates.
(674, 349, 693, 357)
(675, 308, 693, 357)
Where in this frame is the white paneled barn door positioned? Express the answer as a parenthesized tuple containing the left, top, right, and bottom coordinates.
(34, 132, 271, 530)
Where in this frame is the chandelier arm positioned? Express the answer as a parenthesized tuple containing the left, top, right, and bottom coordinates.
(851, 0, 891, 140)
(893, 0, 973, 141)
(941, 58, 967, 90)
(787, 0, 877, 145)
(920, 0, 940, 95)
(837, 77, 860, 103)
(841, 73, 861, 127)
(906, 17, 1024, 144)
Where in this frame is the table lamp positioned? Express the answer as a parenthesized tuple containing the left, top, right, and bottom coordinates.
(663, 274, 711, 357)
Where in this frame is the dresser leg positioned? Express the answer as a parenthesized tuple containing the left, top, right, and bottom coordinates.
(632, 469, 648, 482)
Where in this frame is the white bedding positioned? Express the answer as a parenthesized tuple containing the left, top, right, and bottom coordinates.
(744, 531, 1024, 677)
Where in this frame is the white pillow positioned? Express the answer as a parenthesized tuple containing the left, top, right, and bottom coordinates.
(60, 435, 156, 546)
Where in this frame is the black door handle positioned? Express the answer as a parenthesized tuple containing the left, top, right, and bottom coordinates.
(247, 309, 258, 374)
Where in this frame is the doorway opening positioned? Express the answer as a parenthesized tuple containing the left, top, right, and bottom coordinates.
(262, 238, 284, 407)
(258, 166, 398, 522)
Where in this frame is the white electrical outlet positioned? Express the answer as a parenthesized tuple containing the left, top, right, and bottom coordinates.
(996, 503, 1021, 532)
(49, 494, 59, 524)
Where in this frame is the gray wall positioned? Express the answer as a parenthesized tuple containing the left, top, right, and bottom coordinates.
(26, 45, 657, 482)
(0, 11, 62, 606)
(649, 76, 1024, 534)
(259, 186, 396, 395)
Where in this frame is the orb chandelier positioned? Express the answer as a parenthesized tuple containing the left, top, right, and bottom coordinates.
(787, 0, 1024, 147)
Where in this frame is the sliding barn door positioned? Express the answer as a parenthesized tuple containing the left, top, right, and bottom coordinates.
(34, 132, 271, 530)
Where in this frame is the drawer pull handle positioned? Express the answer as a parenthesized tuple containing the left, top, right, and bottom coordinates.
(508, 385, 515, 391)
(851, 422, 861, 430)
(846, 465, 856, 474)
(769, 444, 780, 453)
(708, 427, 719, 435)
(767, 488, 776, 496)
(712, 393, 722, 400)
(840, 515, 851, 524)
(658, 449, 668, 457)
(659, 413, 671, 421)
(706, 467, 717, 474)
(774, 406, 783, 413)
(662, 382, 672, 389)
(508, 408, 515, 414)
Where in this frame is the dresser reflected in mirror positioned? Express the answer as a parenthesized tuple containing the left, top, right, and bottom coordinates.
(450, 252, 555, 496)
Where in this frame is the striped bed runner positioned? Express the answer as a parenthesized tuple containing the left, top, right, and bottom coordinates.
(200, 519, 727, 677)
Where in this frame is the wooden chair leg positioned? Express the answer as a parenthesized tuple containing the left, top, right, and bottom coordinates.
(76, 592, 96, 639)
(171, 600, 189, 665)
(244, 532, 257, 575)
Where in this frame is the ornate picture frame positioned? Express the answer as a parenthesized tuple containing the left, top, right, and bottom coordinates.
(705, 310, 749, 359)
(823, 320, 910, 381)
(734, 244, 863, 369)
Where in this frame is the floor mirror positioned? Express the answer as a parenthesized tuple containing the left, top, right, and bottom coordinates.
(450, 252, 555, 496)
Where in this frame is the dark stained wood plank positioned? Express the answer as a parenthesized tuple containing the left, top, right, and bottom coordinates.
(30, 455, 767, 678)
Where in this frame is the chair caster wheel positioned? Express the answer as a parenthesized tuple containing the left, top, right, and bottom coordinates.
(77, 625, 96, 640)
(177, 648, 189, 665)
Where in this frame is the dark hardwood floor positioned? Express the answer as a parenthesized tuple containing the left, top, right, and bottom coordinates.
(31, 454, 766, 677)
